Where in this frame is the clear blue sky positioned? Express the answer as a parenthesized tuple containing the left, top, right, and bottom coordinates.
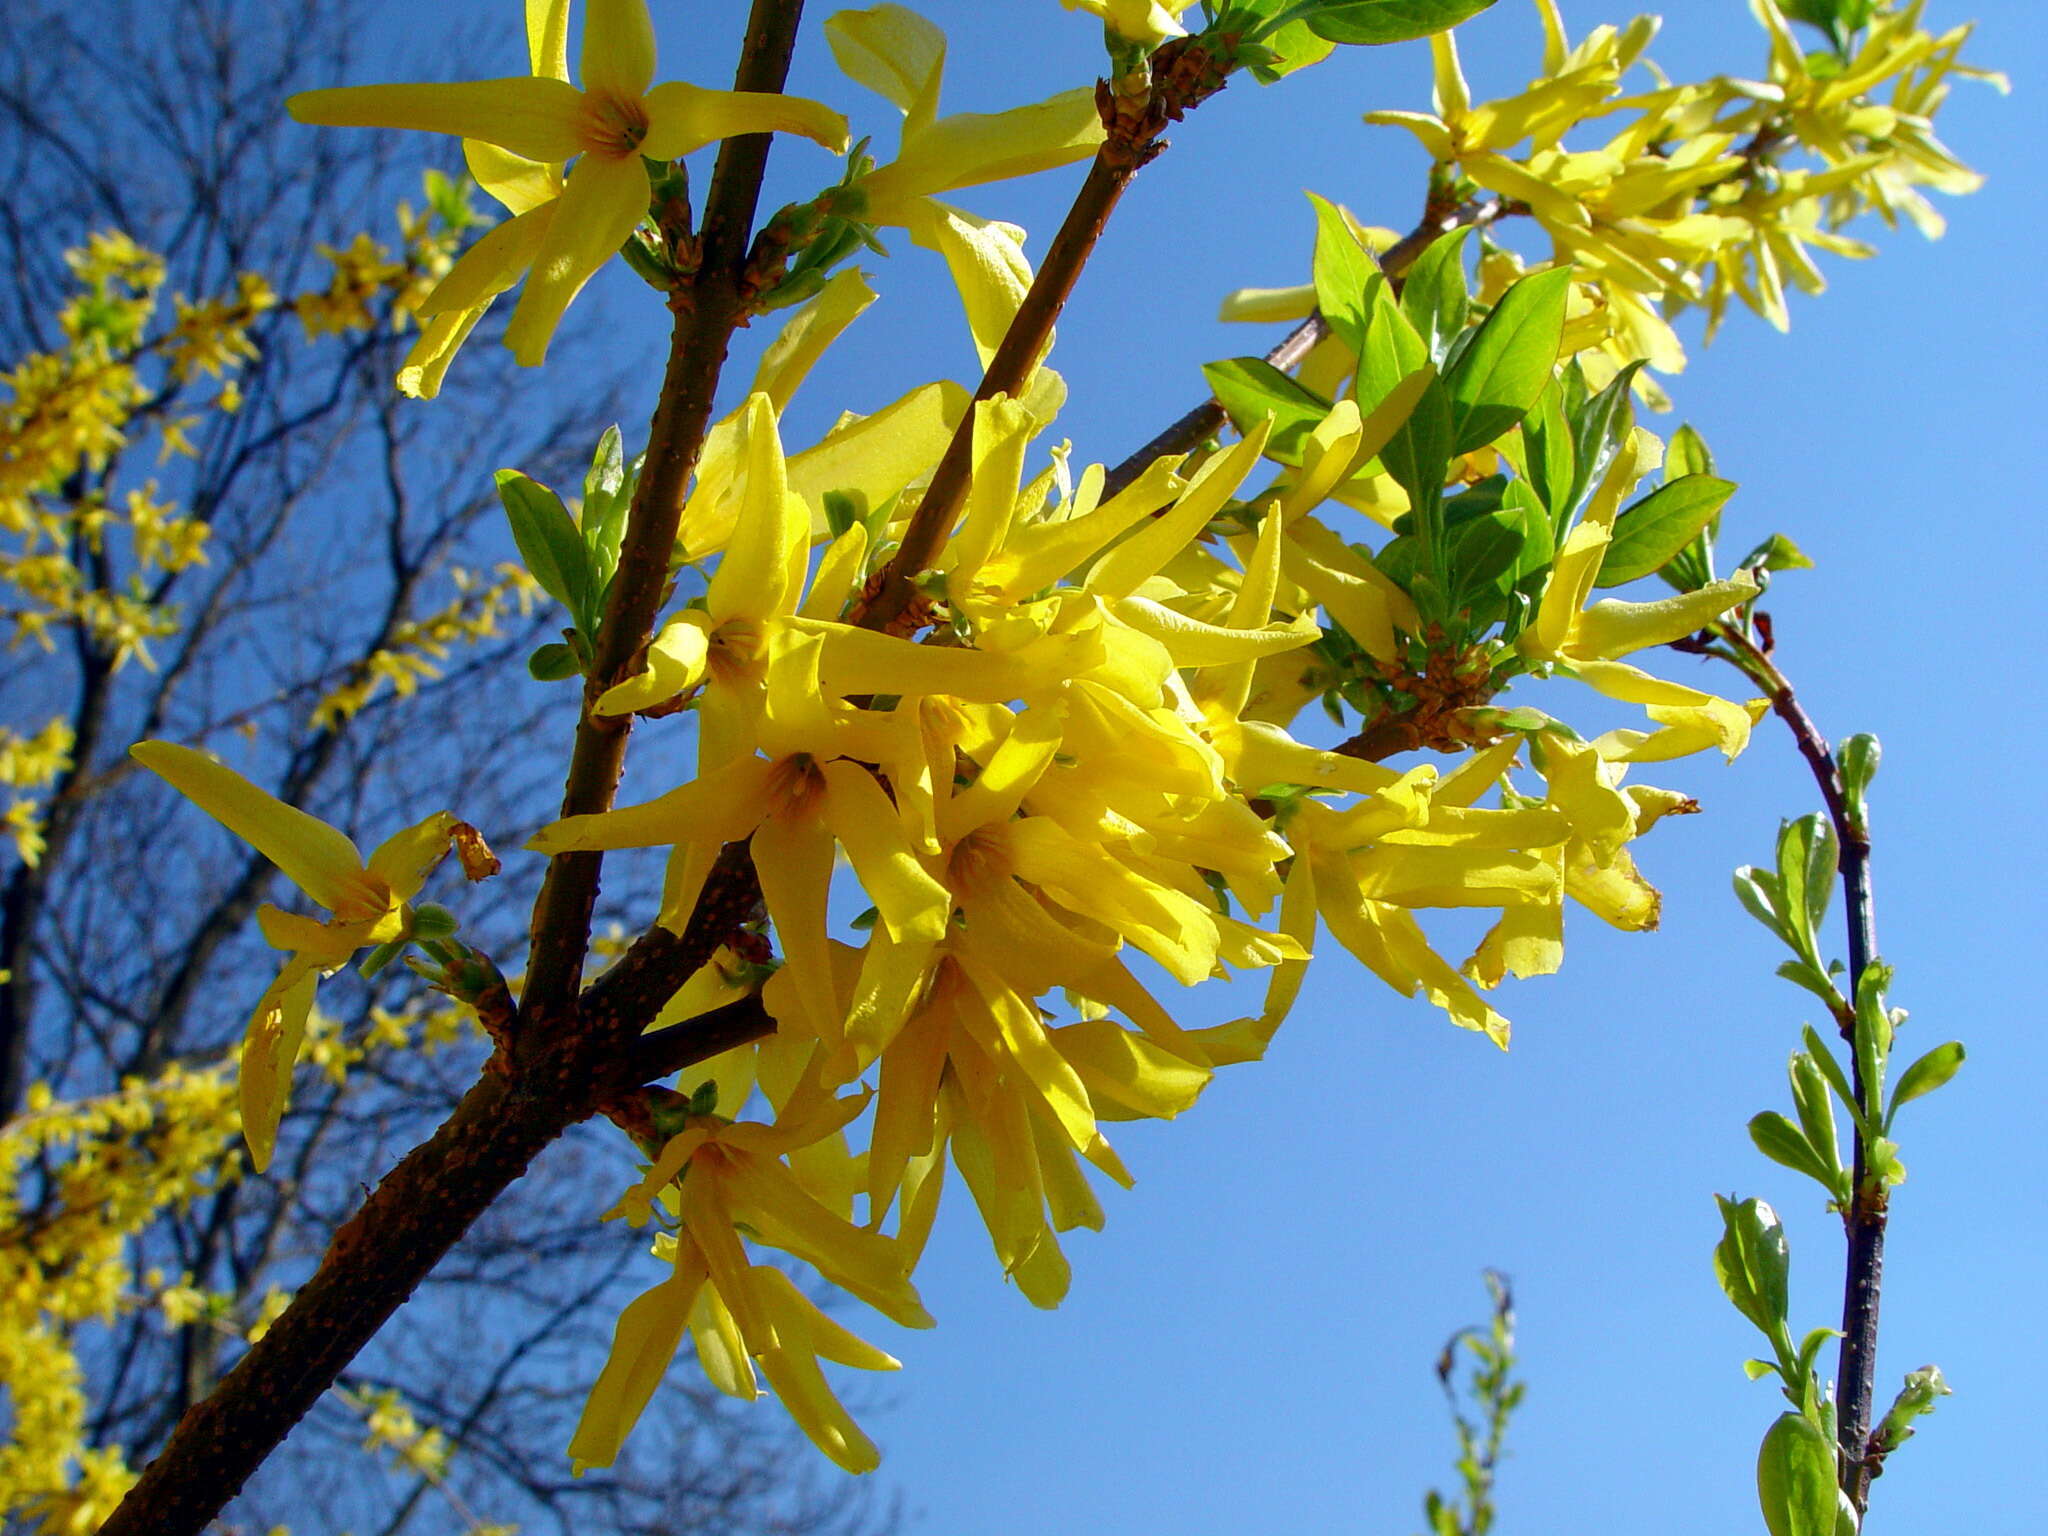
(351, 3, 2043, 1531)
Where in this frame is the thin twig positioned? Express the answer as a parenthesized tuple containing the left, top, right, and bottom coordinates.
(1712, 617, 1885, 1512)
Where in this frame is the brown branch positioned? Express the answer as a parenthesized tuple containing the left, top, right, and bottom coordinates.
(1712, 618, 1885, 1512)
(96, 6, 813, 1529)
(851, 34, 1234, 633)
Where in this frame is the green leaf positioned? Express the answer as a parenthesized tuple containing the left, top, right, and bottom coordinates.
(1788, 1052, 1842, 1196)
(1518, 381, 1574, 529)
(1801, 1026, 1863, 1123)
(1666, 422, 1715, 480)
(1773, 815, 1836, 965)
(1399, 226, 1472, 364)
(822, 489, 865, 540)
(1866, 1135, 1907, 1186)
(581, 425, 630, 587)
(1875, 1364, 1950, 1453)
(1748, 1112, 1841, 1195)
(1202, 358, 1333, 466)
(1714, 1195, 1791, 1345)
(526, 641, 582, 682)
(1838, 733, 1880, 811)
(1240, 15, 1339, 82)
(1738, 532, 1814, 575)
(497, 470, 597, 631)
(1358, 279, 1452, 531)
(1852, 959, 1896, 1116)
(1594, 475, 1737, 587)
(1732, 866, 1793, 949)
(1304, 0, 1500, 46)
(1442, 266, 1571, 455)
(1775, 959, 1845, 1013)
(1757, 1413, 1838, 1536)
(1793, 1326, 1841, 1395)
(1562, 359, 1641, 523)
(1887, 1041, 1964, 1121)
(1308, 192, 1378, 356)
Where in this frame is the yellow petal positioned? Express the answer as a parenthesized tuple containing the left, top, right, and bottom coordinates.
(529, 754, 772, 854)
(288, 77, 586, 164)
(1111, 594, 1320, 668)
(825, 3, 948, 122)
(131, 742, 376, 918)
(979, 455, 1185, 599)
(415, 203, 552, 314)
(688, 1279, 757, 1401)
(397, 309, 487, 400)
(566, 1246, 707, 1473)
(755, 811, 844, 1045)
(1570, 576, 1755, 660)
(955, 957, 1097, 1155)
(594, 612, 712, 716)
(1086, 425, 1268, 601)
(503, 150, 649, 365)
(720, 1151, 932, 1327)
(749, 1267, 889, 1474)
(527, 0, 573, 83)
(1534, 733, 1634, 866)
(1053, 1017, 1210, 1121)
(869, 89, 1102, 203)
(641, 81, 851, 160)
(240, 956, 320, 1173)
(580, 0, 657, 102)
(753, 268, 877, 411)
(707, 395, 796, 622)
(788, 381, 970, 540)
(364, 810, 458, 902)
(1464, 883, 1565, 988)
(900, 199, 1034, 370)
(943, 395, 1039, 581)
(821, 760, 952, 943)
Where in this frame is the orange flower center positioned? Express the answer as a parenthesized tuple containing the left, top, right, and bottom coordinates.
(579, 90, 649, 158)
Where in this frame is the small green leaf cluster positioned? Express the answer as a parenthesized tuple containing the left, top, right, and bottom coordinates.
(496, 426, 641, 682)
(1713, 1197, 1853, 1535)
(1416, 1269, 1521, 1536)
(1205, 207, 1735, 742)
(1733, 811, 1962, 1199)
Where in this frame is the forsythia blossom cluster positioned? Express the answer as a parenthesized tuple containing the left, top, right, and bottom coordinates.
(118, 0, 1991, 1489)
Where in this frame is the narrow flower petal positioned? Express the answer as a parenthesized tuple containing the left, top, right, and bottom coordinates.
(415, 205, 553, 315)
(527, 0, 573, 82)
(641, 82, 851, 160)
(529, 755, 772, 854)
(398, 309, 487, 400)
(820, 761, 952, 943)
(465, 137, 564, 216)
(594, 614, 712, 716)
(750, 1268, 889, 1474)
(755, 811, 845, 1046)
(288, 77, 586, 164)
(825, 3, 947, 120)
(131, 742, 375, 917)
(567, 1246, 708, 1472)
(707, 395, 796, 622)
(240, 957, 320, 1173)
(580, 0, 658, 102)
(364, 810, 458, 902)
(503, 150, 652, 365)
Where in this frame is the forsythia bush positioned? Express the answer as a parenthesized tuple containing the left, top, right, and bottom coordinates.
(59, 0, 1994, 1524)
